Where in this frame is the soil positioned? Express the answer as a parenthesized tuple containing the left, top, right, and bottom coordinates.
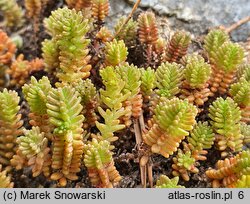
(1, 0, 242, 188)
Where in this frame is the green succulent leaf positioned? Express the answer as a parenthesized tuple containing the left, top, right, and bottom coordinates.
(22, 76, 52, 115)
(184, 54, 211, 88)
(209, 97, 241, 137)
(84, 138, 112, 170)
(156, 175, 184, 188)
(154, 98, 198, 137)
(116, 64, 141, 97)
(204, 29, 229, 64)
(188, 122, 215, 150)
(100, 66, 130, 110)
(213, 42, 244, 73)
(140, 67, 156, 96)
(155, 62, 184, 98)
(105, 39, 128, 66)
(17, 127, 47, 158)
(230, 79, 250, 107)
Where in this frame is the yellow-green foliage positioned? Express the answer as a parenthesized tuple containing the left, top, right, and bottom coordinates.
(236, 175, 250, 188)
(84, 139, 112, 169)
(71, 79, 98, 128)
(143, 98, 197, 158)
(204, 29, 229, 64)
(22, 76, 52, 115)
(0, 89, 20, 125)
(155, 175, 184, 188)
(104, 39, 128, 66)
(16, 127, 47, 159)
(84, 138, 122, 187)
(240, 122, 250, 145)
(116, 64, 141, 97)
(72, 79, 97, 106)
(0, 89, 23, 165)
(155, 62, 184, 98)
(13, 126, 51, 177)
(46, 86, 84, 182)
(47, 86, 84, 138)
(99, 66, 130, 110)
(184, 54, 211, 88)
(0, 0, 24, 28)
(114, 16, 138, 45)
(0, 164, 13, 188)
(155, 98, 197, 137)
(235, 150, 250, 175)
(230, 79, 250, 107)
(188, 122, 215, 150)
(96, 66, 129, 143)
(42, 39, 59, 73)
(213, 42, 244, 73)
(209, 97, 242, 153)
(96, 107, 126, 142)
(43, 7, 91, 83)
(140, 67, 156, 96)
(236, 64, 250, 82)
(175, 149, 195, 171)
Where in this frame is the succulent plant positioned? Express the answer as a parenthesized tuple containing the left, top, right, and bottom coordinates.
(46, 86, 84, 186)
(236, 64, 250, 82)
(240, 122, 250, 145)
(143, 97, 198, 158)
(180, 54, 212, 106)
(114, 16, 138, 46)
(0, 164, 13, 188)
(204, 29, 229, 64)
(236, 175, 250, 188)
(172, 149, 198, 180)
(6, 54, 44, 87)
(66, 0, 92, 10)
(72, 79, 99, 129)
(22, 76, 53, 139)
(138, 11, 159, 46)
(12, 127, 51, 177)
(206, 150, 250, 187)
(96, 66, 129, 144)
(43, 7, 91, 84)
(209, 97, 243, 156)
(104, 39, 128, 66)
(91, 0, 109, 22)
(188, 122, 215, 151)
(0, 30, 16, 65)
(155, 62, 184, 98)
(96, 27, 113, 42)
(0, 0, 24, 28)
(164, 31, 191, 63)
(230, 79, 250, 123)
(116, 64, 142, 122)
(208, 41, 244, 95)
(140, 67, 156, 97)
(84, 138, 121, 187)
(0, 89, 23, 166)
(155, 175, 184, 188)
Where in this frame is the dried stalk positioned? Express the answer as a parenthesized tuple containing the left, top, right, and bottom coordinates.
(221, 16, 250, 34)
